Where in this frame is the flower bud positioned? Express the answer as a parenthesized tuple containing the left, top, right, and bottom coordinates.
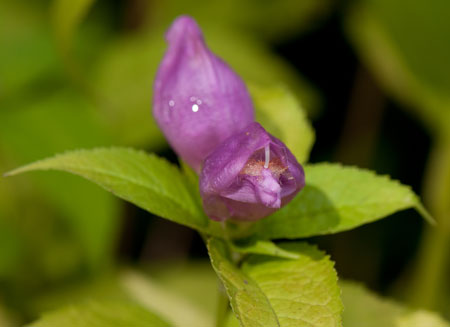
(199, 122, 305, 221)
(153, 16, 255, 172)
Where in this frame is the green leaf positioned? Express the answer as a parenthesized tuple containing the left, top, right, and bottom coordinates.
(346, 0, 450, 134)
(28, 301, 171, 327)
(208, 238, 343, 327)
(230, 239, 301, 260)
(207, 238, 280, 327)
(225, 313, 241, 327)
(6, 147, 209, 231)
(341, 281, 450, 327)
(251, 84, 315, 163)
(51, 0, 96, 53)
(233, 163, 432, 240)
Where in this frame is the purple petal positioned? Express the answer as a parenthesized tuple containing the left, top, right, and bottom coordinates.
(153, 16, 255, 172)
(200, 122, 305, 221)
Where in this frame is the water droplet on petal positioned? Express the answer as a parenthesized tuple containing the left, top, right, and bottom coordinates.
(192, 104, 199, 112)
(190, 96, 196, 102)
(169, 100, 175, 107)
(196, 99, 202, 105)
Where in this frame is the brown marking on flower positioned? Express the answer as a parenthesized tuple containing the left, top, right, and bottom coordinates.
(240, 157, 286, 178)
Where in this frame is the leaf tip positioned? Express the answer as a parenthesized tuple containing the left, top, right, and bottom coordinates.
(3, 165, 34, 178)
(416, 204, 435, 225)
(3, 169, 16, 178)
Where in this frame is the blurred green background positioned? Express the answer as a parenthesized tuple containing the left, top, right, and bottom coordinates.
(1, 0, 449, 325)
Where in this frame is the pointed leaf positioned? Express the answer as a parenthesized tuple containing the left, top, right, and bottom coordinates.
(208, 238, 343, 327)
(235, 163, 432, 240)
(6, 148, 209, 230)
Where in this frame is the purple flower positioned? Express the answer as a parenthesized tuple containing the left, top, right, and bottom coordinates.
(153, 16, 255, 172)
(200, 122, 305, 221)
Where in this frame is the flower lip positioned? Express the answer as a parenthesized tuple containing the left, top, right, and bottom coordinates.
(200, 122, 305, 221)
(257, 168, 282, 208)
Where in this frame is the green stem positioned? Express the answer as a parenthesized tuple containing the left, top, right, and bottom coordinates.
(409, 225, 449, 308)
(408, 136, 450, 309)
